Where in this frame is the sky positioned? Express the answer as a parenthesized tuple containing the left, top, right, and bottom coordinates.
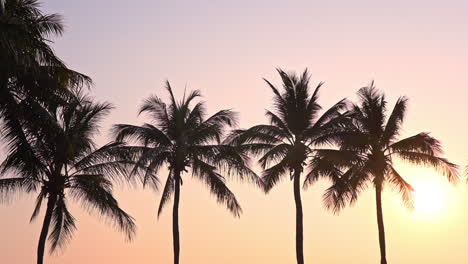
(1, 0, 468, 263)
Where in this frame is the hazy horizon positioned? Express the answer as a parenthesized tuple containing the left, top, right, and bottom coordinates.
(1, 0, 468, 263)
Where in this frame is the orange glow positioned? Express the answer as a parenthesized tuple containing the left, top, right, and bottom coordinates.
(413, 181, 445, 214)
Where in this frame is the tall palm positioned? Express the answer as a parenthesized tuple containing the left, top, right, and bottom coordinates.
(310, 84, 458, 264)
(0, 91, 136, 264)
(112, 82, 259, 264)
(226, 69, 347, 264)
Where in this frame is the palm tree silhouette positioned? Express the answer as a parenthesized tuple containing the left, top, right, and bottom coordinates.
(226, 69, 347, 264)
(1, 0, 64, 67)
(0, 91, 136, 264)
(0, 0, 92, 182)
(112, 81, 259, 264)
(310, 84, 459, 264)
(0, 0, 91, 97)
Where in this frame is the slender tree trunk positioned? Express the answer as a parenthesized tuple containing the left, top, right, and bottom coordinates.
(293, 170, 304, 264)
(173, 172, 181, 264)
(375, 184, 387, 264)
(37, 194, 57, 264)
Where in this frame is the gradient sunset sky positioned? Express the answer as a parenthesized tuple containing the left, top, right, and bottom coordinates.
(1, 0, 468, 263)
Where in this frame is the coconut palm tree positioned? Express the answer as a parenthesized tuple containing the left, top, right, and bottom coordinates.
(112, 81, 259, 264)
(0, 0, 91, 98)
(0, 91, 136, 264)
(308, 84, 458, 264)
(0, 0, 64, 67)
(0, 0, 92, 179)
(226, 69, 348, 264)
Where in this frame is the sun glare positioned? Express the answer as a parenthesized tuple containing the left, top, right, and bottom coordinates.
(413, 182, 446, 214)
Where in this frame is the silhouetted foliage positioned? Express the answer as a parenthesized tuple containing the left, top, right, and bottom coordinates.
(226, 69, 348, 264)
(0, 3, 464, 262)
(112, 81, 260, 264)
(311, 83, 459, 264)
(0, 91, 136, 264)
(0, 0, 92, 180)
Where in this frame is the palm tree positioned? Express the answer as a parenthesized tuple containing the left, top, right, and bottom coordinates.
(0, 0, 91, 98)
(0, 0, 65, 67)
(226, 69, 347, 264)
(0, 91, 136, 264)
(112, 81, 259, 264)
(0, 0, 92, 184)
(309, 84, 458, 264)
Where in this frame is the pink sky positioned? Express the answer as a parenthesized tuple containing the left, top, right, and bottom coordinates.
(1, 0, 468, 263)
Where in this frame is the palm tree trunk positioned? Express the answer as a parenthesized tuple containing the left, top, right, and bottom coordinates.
(37, 194, 57, 264)
(293, 170, 304, 264)
(173, 172, 181, 264)
(375, 185, 387, 264)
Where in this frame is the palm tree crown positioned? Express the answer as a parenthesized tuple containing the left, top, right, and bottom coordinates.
(312, 84, 458, 264)
(317, 84, 458, 211)
(113, 81, 259, 264)
(0, 91, 136, 263)
(0, 0, 92, 192)
(227, 69, 348, 264)
(1, 0, 64, 66)
(228, 69, 347, 190)
(0, 0, 91, 92)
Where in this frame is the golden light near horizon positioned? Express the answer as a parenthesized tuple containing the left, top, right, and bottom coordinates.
(413, 181, 446, 215)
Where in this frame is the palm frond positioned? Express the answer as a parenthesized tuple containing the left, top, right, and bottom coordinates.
(305, 81, 323, 123)
(387, 166, 414, 209)
(304, 149, 361, 189)
(310, 99, 348, 131)
(323, 167, 370, 214)
(30, 187, 47, 222)
(69, 175, 136, 241)
(394, 151, 459, 182)
(230, 125, 286, 145)
(140, 157, 162, 189)
(382, 96, 407, 144)
(261, 159, 289, 192)
(0, 177, 28, 203)
(355, 84, 386, 137)
(112, 124, 172, 147)
(389, 133, 442, 155)
(127, 147, 169, 186)
(191, 158, 242, 217)
(322, 181, 354, 214)
(138, 94, 170, 129)
(157, 173, 174, 218)
(264, 110, 292, 141)
(73, 142, 133, 181)
(263, 78, 287, 123)
(304, 158, 342, 190)
(258, 143, 290, 169)
(205, 145, 263, 187)
(190, 109, 237, 145)
(48, 197, 76, 252)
